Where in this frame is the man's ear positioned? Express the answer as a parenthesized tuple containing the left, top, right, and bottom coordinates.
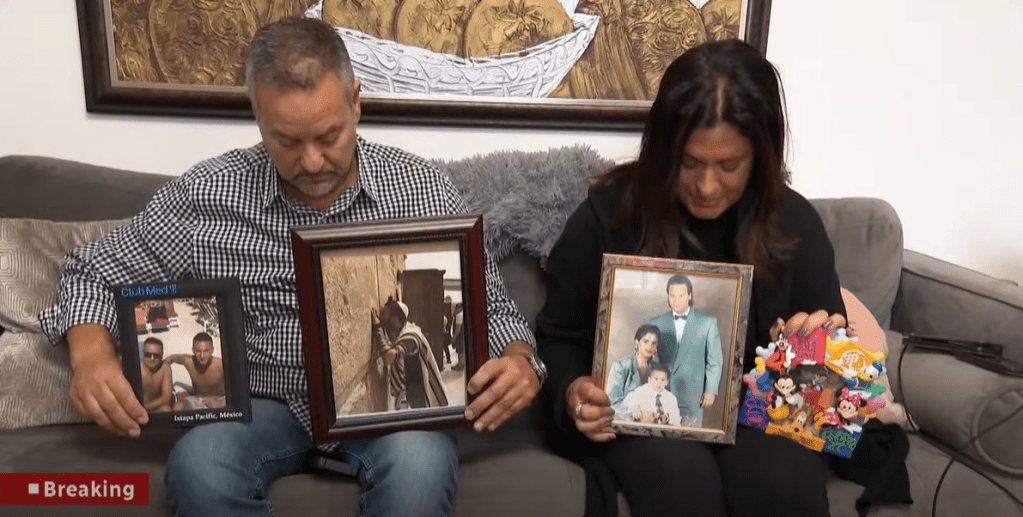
(351, 79, 362, 123)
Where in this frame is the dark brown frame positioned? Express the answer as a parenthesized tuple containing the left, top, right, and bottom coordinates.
(592, 254, 753, 444)
(291, 214, 487, 443)
(76, 0, 771, 128)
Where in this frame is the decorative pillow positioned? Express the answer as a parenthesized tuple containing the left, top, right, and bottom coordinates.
(0, 218, 123, 428)
(0, 331, 88, 428)
(0, 218, 125, 333)
(842, 287, 907, 427)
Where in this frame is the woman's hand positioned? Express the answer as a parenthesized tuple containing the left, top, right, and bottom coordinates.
(770, 310, 851, 341)
(565, 376, 616, 442)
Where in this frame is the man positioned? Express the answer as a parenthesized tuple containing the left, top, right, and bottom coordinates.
(648, 274, 722, 427)
(373, 299, 447, 410)
(39, 17, 544, 517)
(442, 294, 453, 365)
(139, 337, 173, 413)
(451, 302, 466, 371)
(165, 332, 227, 409)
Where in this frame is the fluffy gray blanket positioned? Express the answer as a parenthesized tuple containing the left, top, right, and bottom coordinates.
(434, 146, 616, 267)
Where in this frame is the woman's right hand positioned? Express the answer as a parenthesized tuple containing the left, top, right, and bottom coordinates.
(566, 376, 616, 442)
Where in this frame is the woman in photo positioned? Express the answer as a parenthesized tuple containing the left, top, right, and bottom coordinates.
(605, 324, 661, 420)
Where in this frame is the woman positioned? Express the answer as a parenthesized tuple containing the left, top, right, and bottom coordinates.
(536, 39, 851, 517)
(605, 324, 661, 419)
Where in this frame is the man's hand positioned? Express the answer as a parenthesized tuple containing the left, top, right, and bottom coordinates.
(700, 392, 715, 408)
(464, 341, 539, 432)
(566, 376, 615, 442)
(67, 324, 148, 437)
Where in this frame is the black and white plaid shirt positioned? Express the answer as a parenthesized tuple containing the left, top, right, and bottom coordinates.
(39, 136, 535, 442)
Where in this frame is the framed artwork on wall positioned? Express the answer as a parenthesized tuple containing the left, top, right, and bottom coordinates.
(77, 0, 770, 128)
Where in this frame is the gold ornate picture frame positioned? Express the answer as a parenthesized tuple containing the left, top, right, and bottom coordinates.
(77, 0, 770, 128)
(592, 254, 753, 444)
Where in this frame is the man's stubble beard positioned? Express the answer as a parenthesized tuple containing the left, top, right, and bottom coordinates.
(192, 356, 212, 373)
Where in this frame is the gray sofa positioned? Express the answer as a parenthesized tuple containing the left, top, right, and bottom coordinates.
(1, 149, 1021, 517)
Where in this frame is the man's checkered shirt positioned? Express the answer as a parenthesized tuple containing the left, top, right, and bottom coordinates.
(39, 136, 536, 444)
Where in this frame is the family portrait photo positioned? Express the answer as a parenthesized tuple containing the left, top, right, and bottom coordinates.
(593, 254, 752, 443)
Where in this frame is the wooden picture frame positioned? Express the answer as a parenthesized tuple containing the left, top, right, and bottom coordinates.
(592, 254, 752, 443)
(75, 0, 771, 128)
(114, 278, 251, 426)
(291, 214, 487, 443)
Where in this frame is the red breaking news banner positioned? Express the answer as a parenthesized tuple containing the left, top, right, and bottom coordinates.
(0, 473, 149, 505)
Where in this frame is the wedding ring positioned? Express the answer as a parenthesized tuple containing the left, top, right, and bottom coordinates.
(574, 402, 583, 420)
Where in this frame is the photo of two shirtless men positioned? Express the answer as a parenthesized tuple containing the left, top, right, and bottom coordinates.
(135, 297, 226, 413)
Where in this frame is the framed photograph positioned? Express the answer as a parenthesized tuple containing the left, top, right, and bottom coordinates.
(291, 214, 487, 443)
(592, 254, 753, 443)
(114, 278, 251, 426)
(76, 0, 770, 128)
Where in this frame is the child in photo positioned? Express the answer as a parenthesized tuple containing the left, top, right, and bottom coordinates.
(621, 363, 682, 426)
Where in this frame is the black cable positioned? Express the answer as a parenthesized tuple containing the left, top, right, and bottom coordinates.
(926, 401, 1023, 517)
(897, 340, 1023, 517)
(920, 424, 1023, 516)
(895, 342, 918, 433)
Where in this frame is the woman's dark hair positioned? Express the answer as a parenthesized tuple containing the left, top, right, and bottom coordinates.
(634, 324, 661, 342)
(594, 39, 795, 278)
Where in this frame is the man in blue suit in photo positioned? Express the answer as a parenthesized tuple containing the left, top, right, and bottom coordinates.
(648, 274, 722, 427)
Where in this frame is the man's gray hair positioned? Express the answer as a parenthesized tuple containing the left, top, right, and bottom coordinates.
(244, 17, 355, 98)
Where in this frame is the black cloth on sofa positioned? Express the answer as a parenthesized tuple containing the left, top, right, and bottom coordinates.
(830, 421, 913, 516)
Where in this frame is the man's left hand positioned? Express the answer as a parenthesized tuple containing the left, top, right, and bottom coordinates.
(463, 341, 539, 432)
(700, 392, 715, 408)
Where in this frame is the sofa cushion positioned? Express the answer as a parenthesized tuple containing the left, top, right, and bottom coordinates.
(0, 331, 88, 428)
(0, 412, 586, 517)
(0, 218, 123, 428)
(0, 155, 171, 222)
(0, 218, 125, 332)
(890, 332, 1023, 476)
(810, 198, 903, 330)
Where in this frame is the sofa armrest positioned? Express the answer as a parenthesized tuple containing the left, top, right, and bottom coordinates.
(891, 250, 1023, 362)
(889, 251, 1023, 475)
(887, 332, 1023, 476)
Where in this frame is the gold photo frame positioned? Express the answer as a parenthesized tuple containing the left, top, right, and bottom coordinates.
(592, 254, 753, 443)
